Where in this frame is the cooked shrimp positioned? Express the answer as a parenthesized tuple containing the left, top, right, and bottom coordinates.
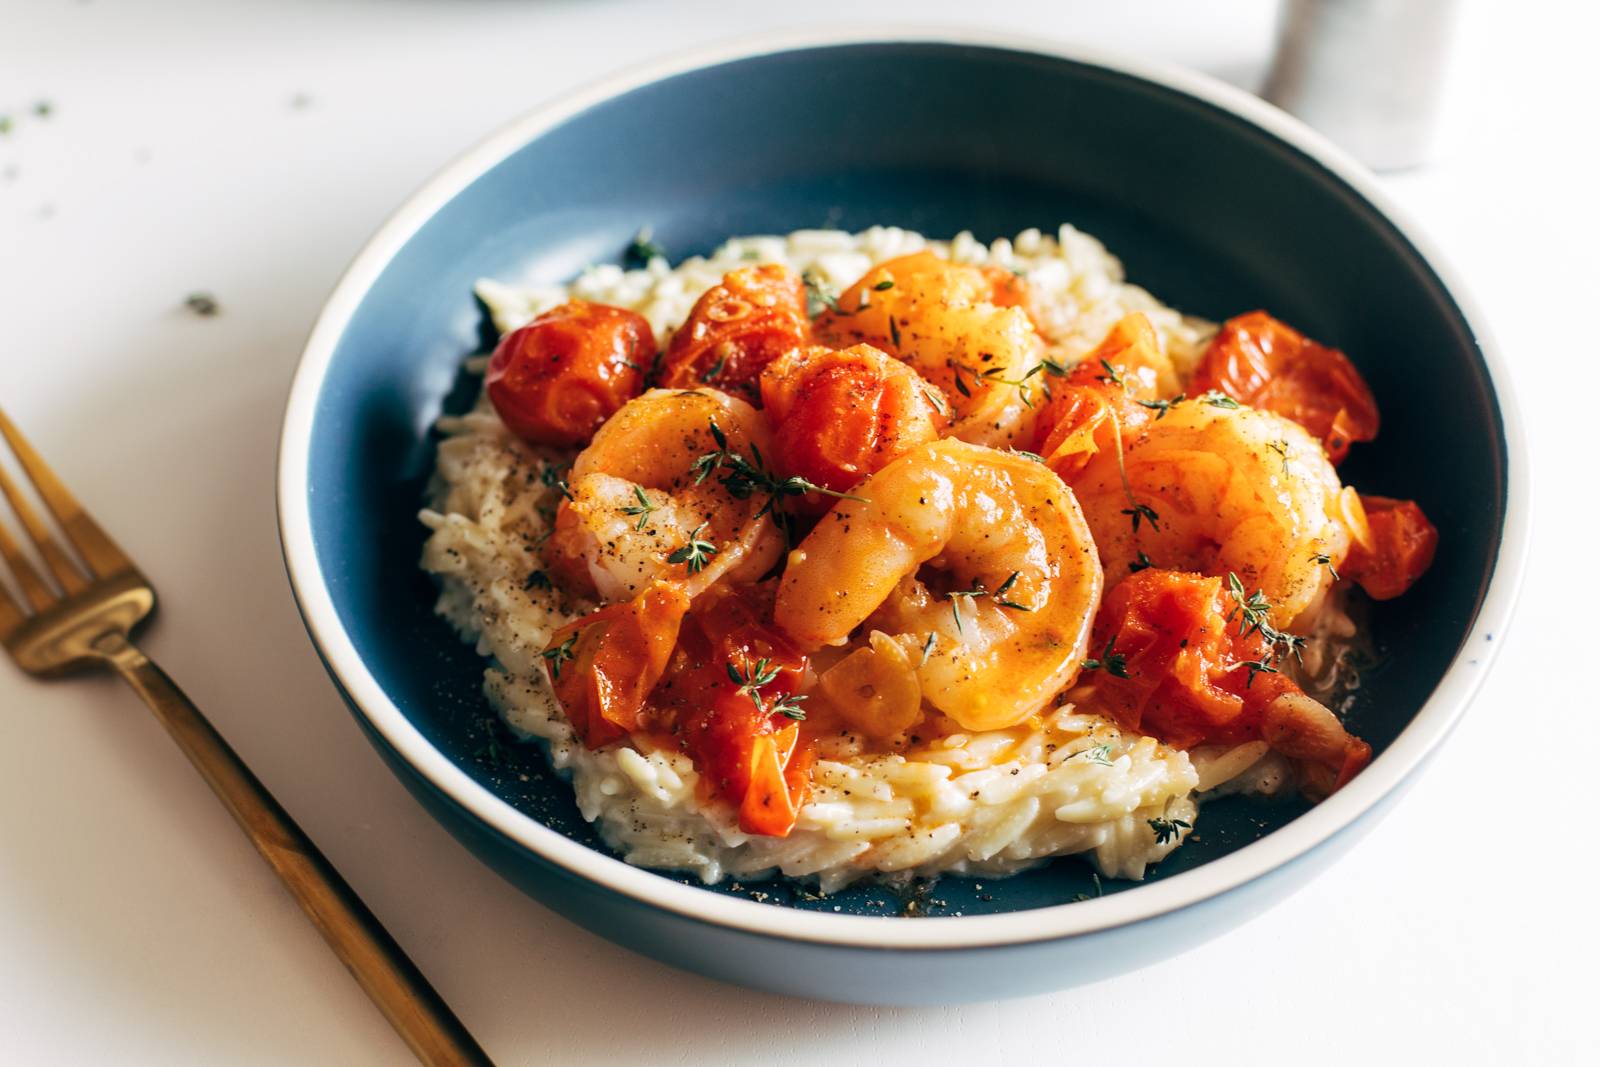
(1259, 691, 1371, 798)
(815, 252, 1043, 447)
(775, 438, 1103, 732)
(546, 388, 783, 601)
(1071, 401, 1353, 628)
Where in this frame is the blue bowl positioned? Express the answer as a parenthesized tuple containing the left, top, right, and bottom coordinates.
(278, 31, 1528, 1004)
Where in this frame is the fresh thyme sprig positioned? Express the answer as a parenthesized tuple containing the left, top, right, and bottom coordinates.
(1137, 393, 1185, 420)
(727, 654, 780, 694)
(769, 692, 809, 721)
(1313, 552, 1341, 581)
(541, 632, 578, 680)
(1147, 817, 1191, 845)
(950, 360, 1058, 411)
(944, 573, 1032, 621)
(667, 522, 717, 574)
(690, 420, 867, 543)
(1197, 389, 1241, 410)
(727, 654, 808, 720)
(1027, 356, 1073, 379)
(1082, 635, 1129, 678)
(945, 585, 982, 634)
(1240, 659, 1279, 687)
(1122, 502, 1161, 533)
(992, 570, 1033, 611)
(1224, 571, 1306, 679)
(540, 461, 574, 501)
(620, 485, 657, 531)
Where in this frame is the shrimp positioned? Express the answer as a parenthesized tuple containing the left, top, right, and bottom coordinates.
(775, 438, 1103, 732)
(1259, 691, 1371, 798)
(1070, 400, 1354, 629)
(815, 252, 1043, 447)
(545, 388, 783, 601)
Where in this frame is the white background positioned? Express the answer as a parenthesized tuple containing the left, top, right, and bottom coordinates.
(2, 2, 1595, 1064)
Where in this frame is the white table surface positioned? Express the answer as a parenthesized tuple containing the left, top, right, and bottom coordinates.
(2, 2, 1595, 1064)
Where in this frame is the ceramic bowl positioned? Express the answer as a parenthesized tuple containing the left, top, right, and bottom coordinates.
(277, 30, 1527, 1004)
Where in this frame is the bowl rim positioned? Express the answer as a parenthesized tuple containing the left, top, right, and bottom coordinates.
(276, 25, 1530, 952)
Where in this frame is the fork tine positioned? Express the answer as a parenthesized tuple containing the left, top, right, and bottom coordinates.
(0, 462, 89, 595)
(0, 408, 134, 578)
(0, 572, 24, 639)
(0, 515, 55, 611)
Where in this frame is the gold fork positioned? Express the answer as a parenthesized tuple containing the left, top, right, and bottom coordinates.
(0, 408, 493, 1067)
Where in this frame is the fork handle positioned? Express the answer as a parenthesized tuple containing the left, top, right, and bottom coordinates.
(95, 633, 493, 1067)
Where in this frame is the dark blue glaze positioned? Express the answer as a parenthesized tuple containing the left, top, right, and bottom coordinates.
(291, 41, 1509, 998)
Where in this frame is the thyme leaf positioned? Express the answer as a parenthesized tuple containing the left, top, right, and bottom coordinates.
(541, 632, 578, 680)
(1082, 635, 1129, 678)
(1121, 502, 1160, 533)
(1136, 393, 1185, 419)
(667, 522, 717, 574)
(620, 485, 657, 531)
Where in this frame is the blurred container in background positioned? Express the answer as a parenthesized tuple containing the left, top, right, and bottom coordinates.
(1264, 0, 1463, 171)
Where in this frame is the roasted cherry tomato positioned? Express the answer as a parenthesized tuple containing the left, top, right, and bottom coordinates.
(658, 264, 810, 401)
(1084, 569, 1369, 792)
(546, 580, 689, 748)
(759, 343, 947, 504)
(1032, 313, 1166, 482)
(740, 723, 815, 837)
(1191, 311, 1379, 464)
(649, 587, 814, 835)
(1345, 495, 1438, 600)
(486, 301, 654, 447)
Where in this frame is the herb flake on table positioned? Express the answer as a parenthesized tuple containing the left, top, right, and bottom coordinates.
(184, 291, 220, 317)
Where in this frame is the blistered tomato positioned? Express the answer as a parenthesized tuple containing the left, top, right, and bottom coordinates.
(485, 300, 654, 447)
(658, 264, 810, 401)
(759, 343, 947, 502)
(1345, 495, 1438, 600)
(1191, 311, 1379, 463)
(1085, 569, 1370, 793)
(648, 587, 815, 836)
